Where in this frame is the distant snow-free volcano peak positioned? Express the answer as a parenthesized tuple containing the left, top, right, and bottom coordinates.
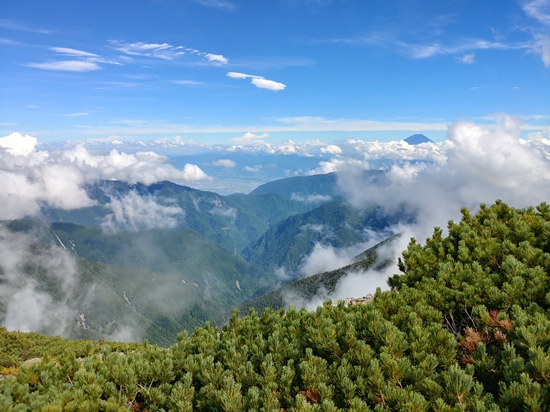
(404, 134, 433, 145)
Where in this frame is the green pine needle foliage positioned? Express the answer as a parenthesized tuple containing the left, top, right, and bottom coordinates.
(2, 200, 550, 411)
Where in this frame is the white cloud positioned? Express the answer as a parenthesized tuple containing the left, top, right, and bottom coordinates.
(205, 53, 228, 64)
(194, 0, 235, 10)
(27, 46, 121, 72)
(460, 53, 475, 64)
(251, 77, 286, 91)
(0, 19, 55, 34)
(285, 117, 550, 308)
(174, 80, 204, 85)
(210, 206, 238, 221)
(403, 39, 520, 59)
(327, 230, 412, 300)
(523, 0, 550, 25)
(0, 132, 38, 156)
(226, 72, 286, 91)
(102, 190, 184, 232)
(50, 47, 98, 57)
(244, 165, 262, 172)
(27, 60, 101, 72)
(320, 144, 342, 154)
(226, 72, 249, 79)
(341, 117, 550, 240)
(308, 158, 370, 175)
(64, 116, 455, 136)
(212, 159, 236, 168)
(110, 41, 182, 60)
(233, 132, 270, 143)
(0, 227, 78, 336)
(0, 133, 209, 220)
(297, 243, 362, 279)
(275, 116, 448, 132)
(290, 193, 332, 203)
(110, 40, 227, 65)
(64, 112, 89, 117)
(534, 34, 550, 67)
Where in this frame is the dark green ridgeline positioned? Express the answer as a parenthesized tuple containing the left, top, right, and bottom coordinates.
(41, 180, 315, 254)
(242, 201, 406, 274)
(217, 234, 401, 325)
(2, 201, 550, 410)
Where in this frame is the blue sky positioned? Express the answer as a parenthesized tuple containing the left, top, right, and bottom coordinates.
(1, 0, 549, 145)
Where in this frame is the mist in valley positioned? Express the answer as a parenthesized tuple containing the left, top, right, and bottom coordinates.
(1, 116, 550, 342)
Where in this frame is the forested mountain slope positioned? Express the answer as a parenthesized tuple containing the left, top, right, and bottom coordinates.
(217, 234, 401, 324)
(41, 179, 315, 254)
(1, 219, 275, 346)
(2, 201, 550, 411)
(242, 201, 407, 274)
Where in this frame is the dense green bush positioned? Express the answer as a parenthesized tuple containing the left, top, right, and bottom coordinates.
(1, 200, 550, 411)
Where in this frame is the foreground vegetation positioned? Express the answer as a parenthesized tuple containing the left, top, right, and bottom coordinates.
(2, 200, 550, 411)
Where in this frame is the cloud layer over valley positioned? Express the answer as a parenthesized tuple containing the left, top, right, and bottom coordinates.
(0, 226, 79, 336)
(284, 117, 550, 308)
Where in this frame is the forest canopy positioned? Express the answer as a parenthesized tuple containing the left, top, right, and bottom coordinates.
(1, 200, 550, 411)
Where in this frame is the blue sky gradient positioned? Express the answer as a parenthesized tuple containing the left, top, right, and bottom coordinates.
(1, 0, 549, 145)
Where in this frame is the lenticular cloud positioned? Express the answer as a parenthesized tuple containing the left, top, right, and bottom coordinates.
(0, 133, 209, 220)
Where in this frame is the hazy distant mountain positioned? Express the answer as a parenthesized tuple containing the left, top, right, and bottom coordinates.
(249, 169, 386, 201)
(249, 172, 340, 200)
(403, 134, 434, 145)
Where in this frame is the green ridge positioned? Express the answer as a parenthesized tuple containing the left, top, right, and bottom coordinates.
(2, 201, 550, 410)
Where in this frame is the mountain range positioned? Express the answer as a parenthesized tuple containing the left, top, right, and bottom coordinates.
(0, 170, 404, 346)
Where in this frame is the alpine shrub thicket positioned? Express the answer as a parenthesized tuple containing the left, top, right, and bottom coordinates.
(1, 200, 550, 411)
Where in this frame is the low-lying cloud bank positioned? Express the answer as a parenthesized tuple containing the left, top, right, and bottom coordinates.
(286, 117, 550, 308)
(340, 118, 550, 236)
(0, 226, 78, 336)
(101, 190, 185, 232)
(0, 133, 209, 220)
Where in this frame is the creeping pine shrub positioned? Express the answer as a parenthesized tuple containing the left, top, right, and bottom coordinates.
(1, 200, 550, 411)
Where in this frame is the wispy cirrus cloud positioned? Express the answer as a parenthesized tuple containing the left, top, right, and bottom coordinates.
(226, 72, 286, 91)
(313, 31, 530, 60)
(399, 39, 527, 59)
(109, 41, 185, 60)
(109, 40, 229, 64)
(523, 0, 550, 25)
(536, 35, 550, 66)
(63, 112, 89, 117)
(27, 60, 101, 72)
(27, 47, 121, 72)
(522, 0, 550, 67)
(0, 19, 56, 34)
(174, 80, 204, 85)
(312, 1, 550, 68)
(233, 132, 270, 143)
(50, 47, 98, 57)
(69, 115, 550, 139)
(193, 0, 235, 10)
(459, 53, 475, 64)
